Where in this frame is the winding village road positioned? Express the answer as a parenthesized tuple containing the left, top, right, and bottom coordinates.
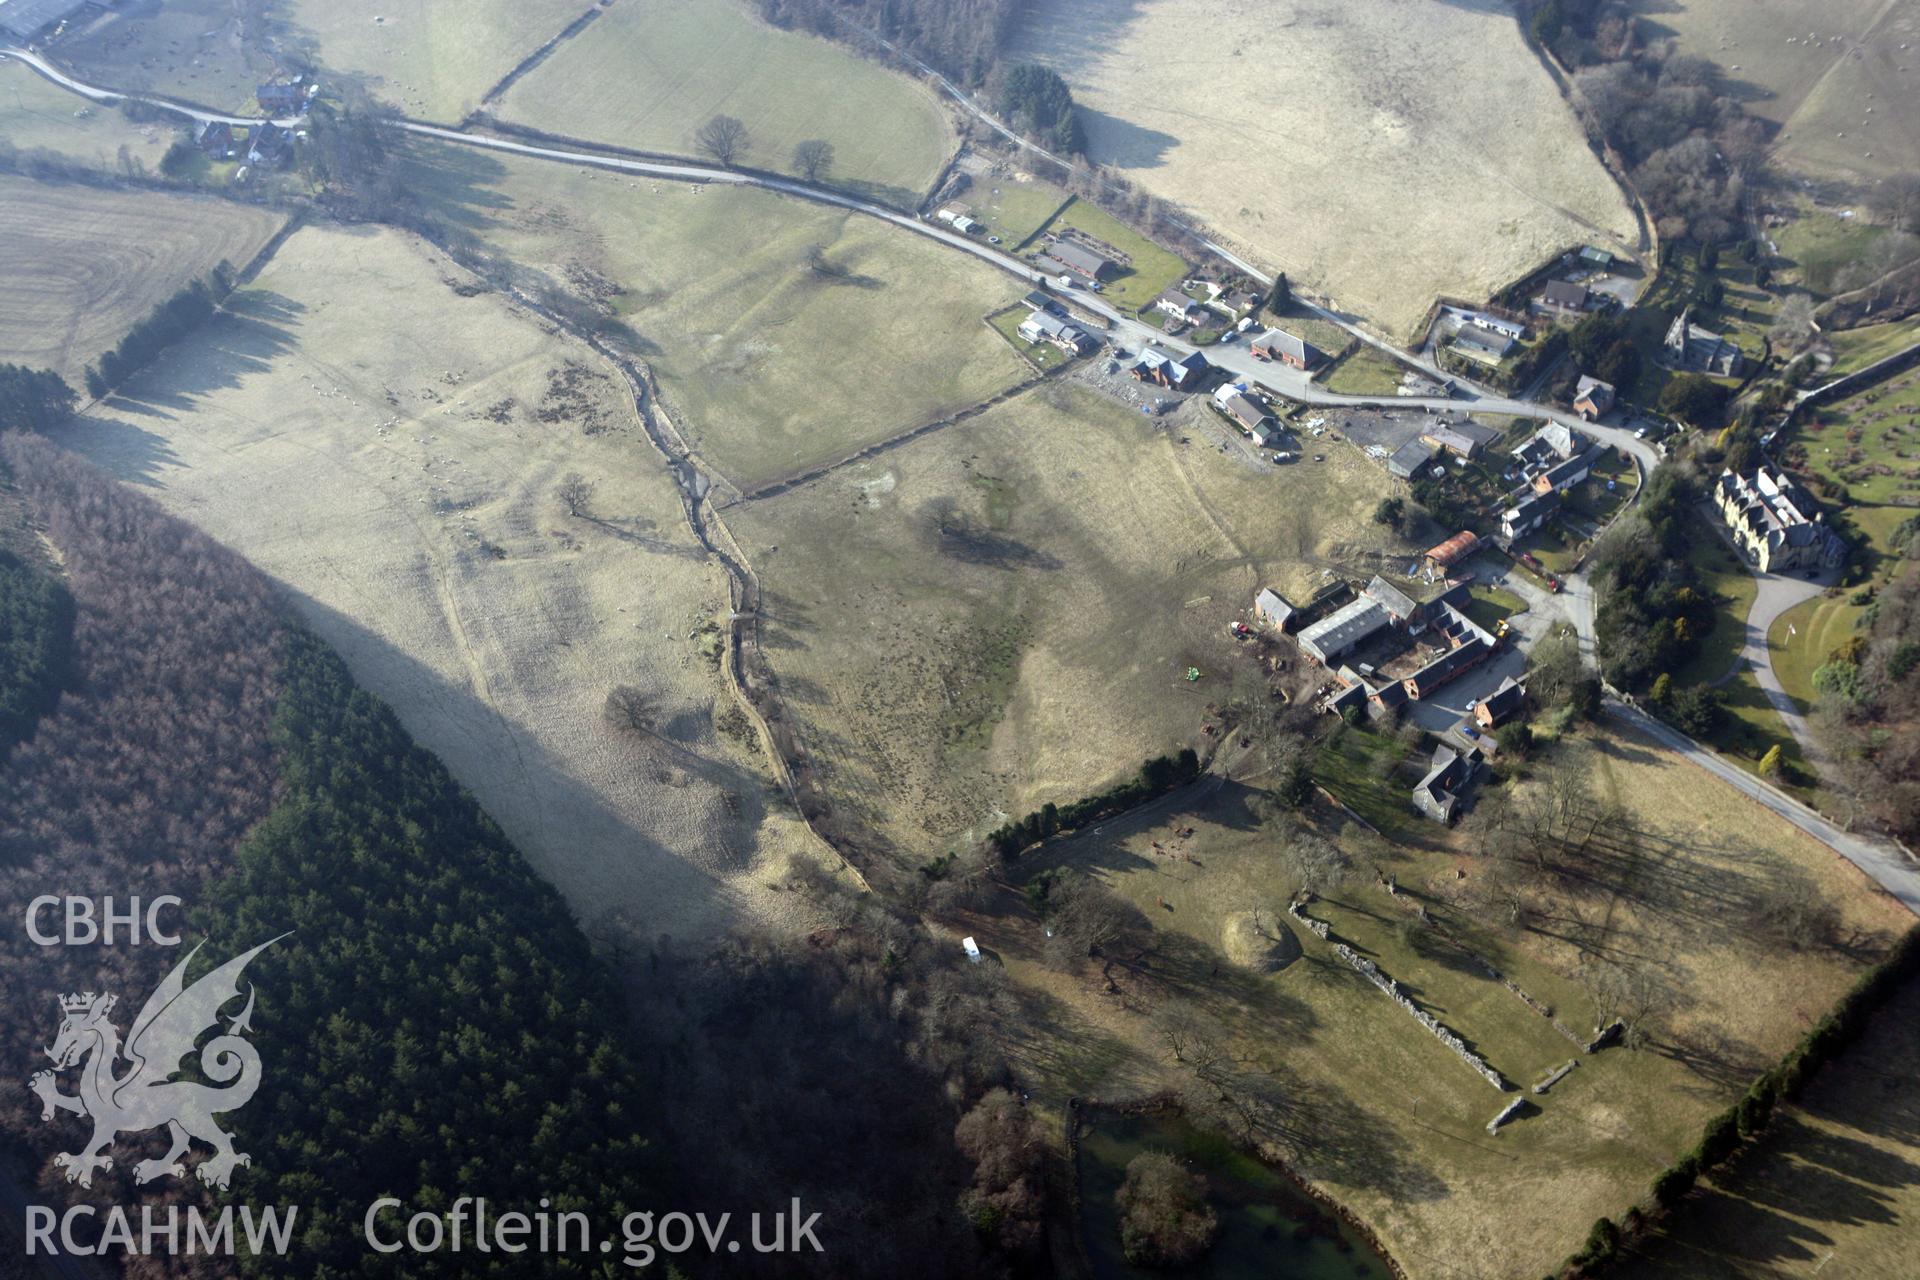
(7, 44, 1916, 908)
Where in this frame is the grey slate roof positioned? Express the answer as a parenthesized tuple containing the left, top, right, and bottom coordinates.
(1298, 598, 1391, 664)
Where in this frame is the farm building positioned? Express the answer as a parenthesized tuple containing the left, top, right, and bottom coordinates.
(1250, 328, 1320, 370)
(1387, 438, 1438, 479)
(1424, 531, 1480, 575)
(1017, 310, 1094, 355)
(1297, 597, 1392, 666)
(1401, 604, 1497, 699)
(1333, 665, 1409, 722)
(1020, 289, 1060, 315)
(1578, 246, 1614, 269)
(1412, 746, 1479, 823)
(1253, 588, 1295, 631)
(1420, 417, 1500, 460)
(1409, 634, 1491, 690)
(1664, 308, 1743, 377)
(1039, 240, 1115, 281)
(1713, 466, 1846, 573)
(1362, 575, 1423, 630)
(1132, 346, 1208, 390)
(1153, 288, 1208, 323)
(1451, 324, 1514, 363)
(0, 0, 89, 40)
(1475, 677, 1527, 729)
(1572, 375, 1615, 421)
(1501, 489, 1559, 540)
(1536, 281, 1590, 316)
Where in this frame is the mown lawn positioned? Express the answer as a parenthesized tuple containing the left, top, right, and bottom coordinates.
(1767, 593, 1867, 711)
(972, 178, 1074, 250)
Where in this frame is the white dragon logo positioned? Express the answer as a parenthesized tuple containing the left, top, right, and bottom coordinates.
(28, 936, 285, 1190)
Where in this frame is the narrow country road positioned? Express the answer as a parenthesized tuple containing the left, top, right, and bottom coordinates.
(1606, 698, 1920, 914)
(0, 46, 304, 126)
(3, 43, 1659, 474)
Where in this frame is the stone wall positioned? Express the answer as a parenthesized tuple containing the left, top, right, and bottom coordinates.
(1532, 1060, 1579, 1095)
(1486, 1096, 1528, 1134)
(1288, 899, 1331, 940)
(1334, 944, 1509, 1091)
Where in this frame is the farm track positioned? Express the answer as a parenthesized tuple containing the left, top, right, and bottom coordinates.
(12, 45, 1917, 897)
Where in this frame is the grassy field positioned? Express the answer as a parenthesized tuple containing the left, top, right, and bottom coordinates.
(0, 58, 179, 171)
(51, 0, 274, 115)
(1638, 0, 1920, 182)
(1823, 317, 1920, 377)
(1768, 592, 1868, 710)
(1619, 968, 1920, 1279)
(493, 0, 953, 205)
(277, 0, 589, 120)
(0, 174, 284, 383)
(1773, 208, 1899, 297)
(55, 223, 827, 947)
(962, 173, 1073, 249)
(728, 380, 1420, 863)
(1008, 0, 1637, 338)
(1029, 195, 1188, 313)
(404, 145, 1029, 492)
(1322, 345, 1406, 396)
(976, 719, 1912, 1279)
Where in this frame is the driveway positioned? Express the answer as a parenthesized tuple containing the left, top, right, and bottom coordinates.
(1743, 569, 1832, 756)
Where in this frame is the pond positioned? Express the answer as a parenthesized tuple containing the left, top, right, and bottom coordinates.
(1076, 1106, 1395, 1280)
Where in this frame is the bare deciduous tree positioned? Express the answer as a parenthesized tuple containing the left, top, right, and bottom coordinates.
(791, 139, 834, 182)
(695, 114, 749, 166)
(603, 684, 658, 736)
(1577, 956, 1671, 1049)
(558, 472, 595, 518)
(1282, 832, 1350, 898)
